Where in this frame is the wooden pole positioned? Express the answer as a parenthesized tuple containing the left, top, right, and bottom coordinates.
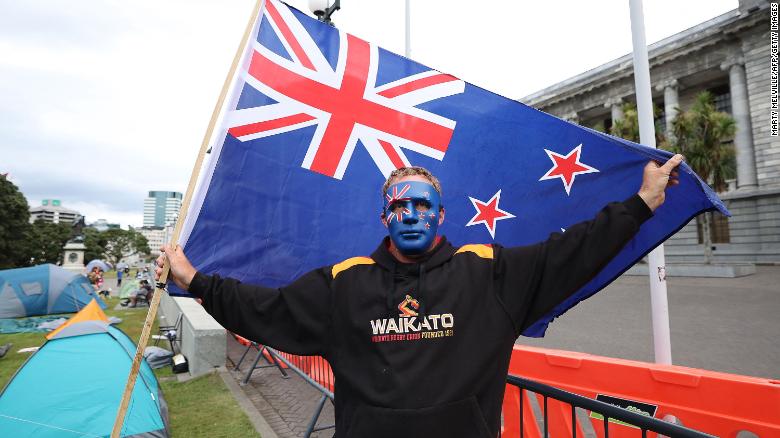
(110, 1, 265, 436)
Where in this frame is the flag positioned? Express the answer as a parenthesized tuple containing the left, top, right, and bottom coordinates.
(177, 0, 728, 337)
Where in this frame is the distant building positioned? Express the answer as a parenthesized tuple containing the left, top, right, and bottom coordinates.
(89, 218, 121, 232)
(29, 199, 82, 225)
(521, 0, 778, 263)
(143, 191, 182, 227)
(137, 225, 174, 258)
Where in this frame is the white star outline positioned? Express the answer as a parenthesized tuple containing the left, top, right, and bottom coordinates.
(465, 190, 516, 239)
(538, 144, 599, 195)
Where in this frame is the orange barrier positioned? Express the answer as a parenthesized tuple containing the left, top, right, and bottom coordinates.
(276, 351, 335, 393)
(502, 345, 780, 437)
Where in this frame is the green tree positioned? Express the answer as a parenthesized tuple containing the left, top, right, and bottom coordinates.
(609, 102, 668, 147)
(85, 228, 151, 266)
(670, 91, 736, 263)
(25, 220, 73, 265)
(0, 175, 32, 268)
(83, 227, 108, 263)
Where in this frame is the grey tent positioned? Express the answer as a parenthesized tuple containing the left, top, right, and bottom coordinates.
(0, 264, 106, 318)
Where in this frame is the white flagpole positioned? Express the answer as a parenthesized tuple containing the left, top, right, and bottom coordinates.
(628, 0, 673, 365)
(405, 0, 411, 58)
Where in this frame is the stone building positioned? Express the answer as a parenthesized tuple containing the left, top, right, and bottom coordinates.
(521, 0, 778, 263)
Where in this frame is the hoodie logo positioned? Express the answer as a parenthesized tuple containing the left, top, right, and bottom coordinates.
(370, 294, 455, 343)
(398, 295, 419, 317)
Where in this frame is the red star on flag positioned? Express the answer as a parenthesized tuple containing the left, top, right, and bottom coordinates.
(539, 144, 599, 195)
(465, 190, 515, 239)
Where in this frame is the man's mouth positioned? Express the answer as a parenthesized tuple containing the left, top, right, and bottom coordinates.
(400, 230, 423, 239)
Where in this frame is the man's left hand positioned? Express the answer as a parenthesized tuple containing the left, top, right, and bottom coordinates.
(638, 154, 684, 212)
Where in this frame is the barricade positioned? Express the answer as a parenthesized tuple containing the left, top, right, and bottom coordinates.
(267, 350, 335, 437)
(502, 345, 780, 437)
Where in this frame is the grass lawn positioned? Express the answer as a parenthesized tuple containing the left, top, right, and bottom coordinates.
(0, 297, 259, 437)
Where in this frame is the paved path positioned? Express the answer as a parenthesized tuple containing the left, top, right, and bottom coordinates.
(521, 266, 780, 379)
(225, 336, 335, 438)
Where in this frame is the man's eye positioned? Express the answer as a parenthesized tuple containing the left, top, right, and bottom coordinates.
(390, 203, 405, 214)
(414, 201, 431, 212)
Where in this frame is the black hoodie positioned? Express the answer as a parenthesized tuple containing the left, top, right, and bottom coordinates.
(188, 194, 652, 437)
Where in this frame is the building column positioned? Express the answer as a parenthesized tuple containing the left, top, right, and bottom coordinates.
(656, 79, 679, 140)
(604, 97, 624, 122)
(721, 57, 758, 189)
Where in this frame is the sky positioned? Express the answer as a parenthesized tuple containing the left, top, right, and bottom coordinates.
(1, 0, 737, 228)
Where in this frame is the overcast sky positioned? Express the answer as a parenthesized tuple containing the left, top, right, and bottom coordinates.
(1, 0, 737, 228)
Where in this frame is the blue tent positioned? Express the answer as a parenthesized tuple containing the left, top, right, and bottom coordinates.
(0, 264, 106, 318)
(0, 301, 169, 437)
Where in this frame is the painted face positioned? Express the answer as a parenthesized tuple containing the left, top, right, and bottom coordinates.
(383, 181, 442, 255)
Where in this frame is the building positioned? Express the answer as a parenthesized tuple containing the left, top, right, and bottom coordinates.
(143, 191, 182, 227)
(137, 225, 174, 258)
(521, 0, 778, 263)
(28, 199, 82, 225)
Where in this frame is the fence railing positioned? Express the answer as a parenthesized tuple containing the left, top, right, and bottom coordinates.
(504, 375, 715, 438)
(231, 339, 780, 438)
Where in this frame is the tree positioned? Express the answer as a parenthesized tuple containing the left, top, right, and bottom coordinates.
(25, 220, 73, 265)
(84, 228, 151, 266)
(0, 175, 32, 268)
(609, 102, 668, 147)
(670, 91, 736, 264)
(83, 227, 108, 263)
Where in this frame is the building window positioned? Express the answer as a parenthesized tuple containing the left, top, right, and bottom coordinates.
(709, 85, 731, 115)
(696, 212, 730, 244)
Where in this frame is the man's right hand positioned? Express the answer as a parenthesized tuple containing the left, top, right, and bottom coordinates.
(155, 244, 197, 291)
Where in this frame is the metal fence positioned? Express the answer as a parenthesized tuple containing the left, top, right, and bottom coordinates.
(504, 375, 717, 438)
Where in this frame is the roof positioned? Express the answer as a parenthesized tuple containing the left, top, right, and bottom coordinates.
(520, 6, 753, 106)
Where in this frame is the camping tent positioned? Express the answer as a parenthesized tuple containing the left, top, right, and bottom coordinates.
(0, 300, 169, 437)
(0, 264, 106, 318)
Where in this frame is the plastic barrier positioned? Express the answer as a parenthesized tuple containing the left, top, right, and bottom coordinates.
(502, 345, 780, 437)
(275, 351, 335, 393)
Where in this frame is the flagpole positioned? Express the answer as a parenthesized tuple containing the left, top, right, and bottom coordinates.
(405, 0, 411, 58)
(109, 1, 265, 436)
(628, 0, 673, 365)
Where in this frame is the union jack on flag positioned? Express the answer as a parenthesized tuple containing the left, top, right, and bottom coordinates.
(225, 0, 464, 180)
(179, 0, 727, 337)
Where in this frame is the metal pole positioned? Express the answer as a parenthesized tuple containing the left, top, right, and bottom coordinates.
(405, 0, 411, 58)
(628, 0, 672, 365)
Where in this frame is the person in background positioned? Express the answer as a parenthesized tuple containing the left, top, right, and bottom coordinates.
(128, 280, 153, 308)
(117, 267, 124, 287)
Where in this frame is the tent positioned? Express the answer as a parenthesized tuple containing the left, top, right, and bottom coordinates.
(0, 300, 169, 437)
(0, 264, 106, 318)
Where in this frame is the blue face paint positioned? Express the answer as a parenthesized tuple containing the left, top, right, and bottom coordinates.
(384, 181, 442, 255)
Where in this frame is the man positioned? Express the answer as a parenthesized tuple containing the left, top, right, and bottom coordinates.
(117, 266, 124, 287)
(128, 279, 153, 308)
(157, 155, 682, 438)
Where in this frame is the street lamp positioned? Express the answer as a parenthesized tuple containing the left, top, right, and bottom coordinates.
(308, 0, 340, 25)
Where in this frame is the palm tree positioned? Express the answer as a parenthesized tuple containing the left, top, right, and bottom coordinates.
(609, 102, 668, 147)
(670, 91, 736, 264)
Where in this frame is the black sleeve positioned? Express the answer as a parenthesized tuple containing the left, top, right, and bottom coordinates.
(187, 268, 332, 356)
(494, 194, 653, 334)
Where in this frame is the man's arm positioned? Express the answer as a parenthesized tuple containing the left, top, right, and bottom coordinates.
(494, 154, 683, 334)
(156, 245, 332, 356)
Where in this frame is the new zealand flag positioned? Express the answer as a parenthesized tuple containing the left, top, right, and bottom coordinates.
(177, 0, 727, 336)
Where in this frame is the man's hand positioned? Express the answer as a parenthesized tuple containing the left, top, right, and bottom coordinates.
(155, 244, 197, 291)
(638, 154, 684, 212)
